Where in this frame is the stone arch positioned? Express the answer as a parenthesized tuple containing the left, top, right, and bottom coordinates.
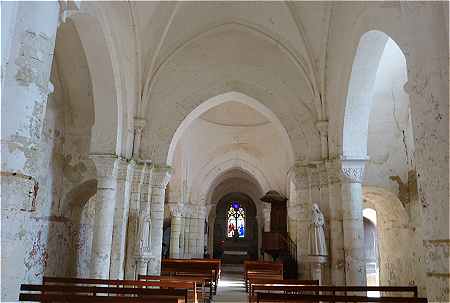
(166, 91, 295, 167)
(191, 154, 270, 205)
(363, 187, 424, 290)
(61, 179, 97, 276)
(342, 30, 408, 157)
(63, 9, 121, 155)
(142, 21, 317, 107)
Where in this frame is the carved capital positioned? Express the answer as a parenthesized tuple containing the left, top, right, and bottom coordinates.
(340, 156, 368, 184)
(315, 120, 329, 137)
(115, 158, 129, 181)
(290, 162, 310, 190)
(150, 165, 172, 188)
(89, 154, 118, 178)
(134, 117, 146, 133)
(168, 203, 183, 218)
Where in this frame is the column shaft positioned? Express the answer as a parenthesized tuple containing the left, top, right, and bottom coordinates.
(109, 160, 132, 279)
(341, 158, 367, 285)
(89, 155, 119, 279)
(147, 166, 171, 275)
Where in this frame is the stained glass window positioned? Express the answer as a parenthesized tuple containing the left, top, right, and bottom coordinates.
(227, 202, 245, 238)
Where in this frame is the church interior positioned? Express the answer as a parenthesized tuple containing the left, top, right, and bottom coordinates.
(1, 1, 449, 302)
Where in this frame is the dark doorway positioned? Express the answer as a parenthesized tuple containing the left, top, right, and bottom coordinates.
(213, 192, 258, 264)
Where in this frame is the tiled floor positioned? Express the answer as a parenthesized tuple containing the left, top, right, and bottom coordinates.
(214, 264, 248, 303)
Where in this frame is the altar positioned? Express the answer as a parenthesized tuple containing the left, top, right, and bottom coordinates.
(223, 250, 248, 264)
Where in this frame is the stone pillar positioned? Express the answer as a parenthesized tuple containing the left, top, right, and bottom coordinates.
(134, 162, 152, 276)
(326, 160, 346, 285)
(292, 163, 312, 279)
(196, 206, 207, 258)
(179, 215, 186, 258)
(147, 166, 171, 275)
(109, 160, 132, 279)
(1, 2, 60, 300)
(124, 162, 146, 279)
(340, 157, 368, 285)
(184, 209, 193, 258)
(188, 207, 198, 258)
(89, 155, 119, 279)
(169, 204, 183, 259)
(262, 204, 271, 232)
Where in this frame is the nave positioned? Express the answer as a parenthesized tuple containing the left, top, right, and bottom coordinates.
(2, 1, 448, 302)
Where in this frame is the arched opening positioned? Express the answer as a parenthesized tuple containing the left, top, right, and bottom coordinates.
(213, 192, 258, 264)
(363, 208, 380, 292)
(343, 29, 422, 290)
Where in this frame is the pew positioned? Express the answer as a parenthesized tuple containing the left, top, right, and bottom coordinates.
(19, 284, 187, 303)
(247, 279, 319, 301)
(139, 274, 206, 303)
(42, 276, 194, 302)
(256, 292, 428, 302)
(244, 261, 283, 292)
(161, 259, 220, 296)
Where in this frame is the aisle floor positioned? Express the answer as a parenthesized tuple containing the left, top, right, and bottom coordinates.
(213, 264, 248, 303)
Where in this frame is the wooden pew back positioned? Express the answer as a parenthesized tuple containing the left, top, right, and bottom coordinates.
(256, 292, 428, 302)
(20, 283, 187, 303)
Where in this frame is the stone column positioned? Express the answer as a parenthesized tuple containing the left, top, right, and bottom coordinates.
(262, 204, 271, 232)
(196, 206, 207, 258)
(179, 215, 186, 258)
(188, 207, 198, 258)
(326, 159, 346, 285)
(184, 209, 192, 258)
(292, 163, 312, 279)
(169, 204, 183, 259)
(340, 157, 368, 285)
(134, 162, 152, 276)
(89, 155, 119, 279)
(1, 2, 60, 300)
(124, 162, 146, 279)
(109, 159, 132, 279)
(147, 166, 171, 275)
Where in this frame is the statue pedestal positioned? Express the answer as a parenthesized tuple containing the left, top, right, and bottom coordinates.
(305, 255, 328, 285)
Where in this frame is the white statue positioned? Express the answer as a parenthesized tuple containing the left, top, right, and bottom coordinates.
(308, 203, 328, 256)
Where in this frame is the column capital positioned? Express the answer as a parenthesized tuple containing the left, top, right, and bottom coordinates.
(89, 154, 118, 178)
(196, 205, 207, 218)
(168, 203, 183, 218)
(340, 156, 369, 184)
(290, 162, 312, 190)
(315, 120, 329, 137)
(134, 117, 147, 131)
(150, 165, 172, 188)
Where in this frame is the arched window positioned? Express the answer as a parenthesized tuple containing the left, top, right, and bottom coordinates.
(227, 202, 246, 238)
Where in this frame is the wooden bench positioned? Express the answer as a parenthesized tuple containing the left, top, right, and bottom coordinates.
(139, 274, 206, 303)
(256, 292, 428, 302)
(42, 276, 195, 302)
(162, 259, 220, 297)
(244, 261, 283, 292)
(20, 283, 187, 303)
(248, 279, 319, 301)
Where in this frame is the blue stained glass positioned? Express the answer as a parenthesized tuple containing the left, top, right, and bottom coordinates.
(227, 203, 245, 238)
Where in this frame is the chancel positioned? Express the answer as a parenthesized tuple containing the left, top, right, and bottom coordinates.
(2, 1, 448, 303)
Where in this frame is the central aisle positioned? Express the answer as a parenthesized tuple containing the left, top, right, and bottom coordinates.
(214, 264, 248, 303)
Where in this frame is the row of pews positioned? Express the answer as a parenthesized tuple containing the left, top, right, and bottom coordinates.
(244, 260, 428, 302)
(18, 258, 221, 303)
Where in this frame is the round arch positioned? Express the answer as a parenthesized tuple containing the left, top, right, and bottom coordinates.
(167, 91, 295, 166)
(363, 186, 424, 289)
(64, 8, 122, 155)
(191, 155, 270, 204)
(341, 30, 408, 157)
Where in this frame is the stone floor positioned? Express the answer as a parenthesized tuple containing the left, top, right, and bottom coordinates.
(213, 264, 248, 303)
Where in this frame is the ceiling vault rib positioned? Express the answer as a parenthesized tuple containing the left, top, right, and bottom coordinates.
(285, 2, 323, 120)
(141, 2, 181, 110)
(141, 20, 316, 115)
